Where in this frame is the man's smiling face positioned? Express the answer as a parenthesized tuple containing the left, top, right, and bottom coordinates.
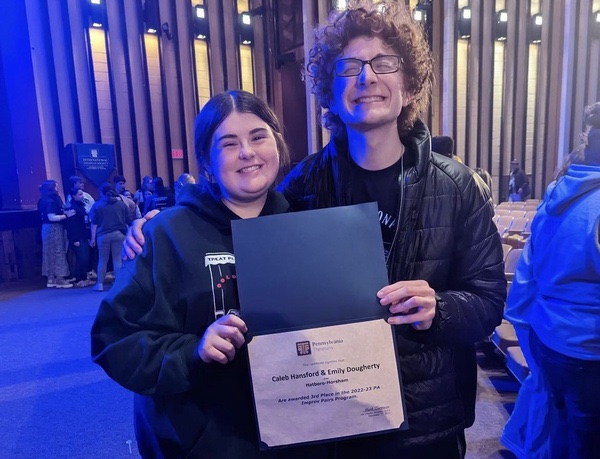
(329, 35, 411, 133)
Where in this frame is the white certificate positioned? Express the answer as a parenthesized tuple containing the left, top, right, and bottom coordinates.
(247, 319, 406, 448)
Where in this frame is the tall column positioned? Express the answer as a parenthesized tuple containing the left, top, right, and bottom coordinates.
(0, 1, 47, 209)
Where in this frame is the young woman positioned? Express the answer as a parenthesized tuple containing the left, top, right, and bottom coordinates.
(91, 91, 325, 458)
(37, 180, 75, 288)
(89, 182, 130, 292)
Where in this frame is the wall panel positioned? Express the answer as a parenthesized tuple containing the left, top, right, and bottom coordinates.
(144, 35, 169, 182)
(107, 0, 136, 186)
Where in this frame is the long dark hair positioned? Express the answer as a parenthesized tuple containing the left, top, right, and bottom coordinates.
(555, 101, 600, 179)
(194, 90, 290, 183)
(39, 180, 65, 208)
(39, 180, 58, 197)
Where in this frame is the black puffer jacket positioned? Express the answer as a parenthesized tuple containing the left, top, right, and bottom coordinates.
(278, 119, 506, 448)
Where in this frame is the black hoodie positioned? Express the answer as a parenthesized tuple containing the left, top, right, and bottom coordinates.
(90, 186, 309, 458)
(64, 199, 90, 242)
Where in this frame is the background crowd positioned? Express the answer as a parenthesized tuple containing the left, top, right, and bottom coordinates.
(36, 173, 189, 291)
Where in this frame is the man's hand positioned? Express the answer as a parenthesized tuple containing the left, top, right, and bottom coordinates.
(198, 314, 248, 364)
(377, 280, 437, 330)
(121, 209, 160, 260)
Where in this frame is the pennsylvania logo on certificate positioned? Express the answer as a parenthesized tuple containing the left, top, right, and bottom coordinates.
(247, 319, 407, 449)
(295, 341, 311, 356)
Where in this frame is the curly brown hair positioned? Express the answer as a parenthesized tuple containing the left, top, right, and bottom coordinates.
(306, 0, 434, 138)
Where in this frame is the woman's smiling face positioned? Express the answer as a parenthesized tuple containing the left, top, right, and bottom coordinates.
(209, 111, 280, 207)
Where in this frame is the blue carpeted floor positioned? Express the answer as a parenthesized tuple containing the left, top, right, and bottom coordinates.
(0, 282, 137, 458)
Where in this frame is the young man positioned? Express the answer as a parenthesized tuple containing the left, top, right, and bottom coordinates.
(113, 175, 142, 221)
(66, 175, 95, 213)
(278, 1, 505, 457)
(508, 159, 530, 202)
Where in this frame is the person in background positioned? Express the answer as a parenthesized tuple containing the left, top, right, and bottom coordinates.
(474, 167, 494, 202)
(133, 175, 153, 216)
(89, 182, 131, 292)
(113, 174, 142, 220)
(431, 136, 464, 163)
(91, 90, 327, 458)
(278, 1, 505, 456)
(65, 188, 92, 287)
(502, 101, 600, 458)
(143, 176, 175, 215)
(431, 135, 455, 159)
(66, 175, 95, 213)
(37, 180, 75, 288)
(66, 175, 97, 281)
(174, 172, 196, 200)
(508, 159, 530, 202)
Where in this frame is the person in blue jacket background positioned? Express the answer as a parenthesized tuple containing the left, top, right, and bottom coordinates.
(503, 101, 600, 458)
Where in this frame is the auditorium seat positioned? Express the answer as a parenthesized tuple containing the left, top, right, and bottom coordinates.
(504, 248, 523, 282)
(523, 204, 539, 212)
(495, 215, 514, 228)
(508, 203, 527, 210)
(502, 243, 513, 261)
(496, 224, 510, 238)
(503, 234, 526, 249)
(491, 322, 519, 355)
(509, 210, 527, 218)
(494, 208, 512, 217)
(506, 346, 530, 383)
(507, 217, 529, 235)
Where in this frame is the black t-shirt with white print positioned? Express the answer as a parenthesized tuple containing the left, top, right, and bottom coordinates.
(349, 157, 402, 259)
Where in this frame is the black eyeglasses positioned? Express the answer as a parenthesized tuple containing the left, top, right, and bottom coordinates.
(334, 55, 403, 77)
